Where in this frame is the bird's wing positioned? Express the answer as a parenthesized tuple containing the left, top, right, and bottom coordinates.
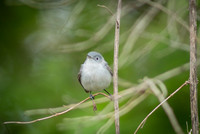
(78, 65, 89, 93)
(105, 63, 113, 76)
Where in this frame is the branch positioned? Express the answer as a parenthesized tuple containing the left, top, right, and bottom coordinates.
(3, 92, 110, 125)
(97, 4, 113, 15)
(189, 0, 199, 134)
(134, 81, 190, 134)
(113, 0, 122, 133)
(147, 79, 184, 134)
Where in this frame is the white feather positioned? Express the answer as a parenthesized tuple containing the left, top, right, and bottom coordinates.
(81, 58, 112, 92)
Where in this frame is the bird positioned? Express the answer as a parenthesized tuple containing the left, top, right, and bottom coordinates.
(78, 51, 113, 101)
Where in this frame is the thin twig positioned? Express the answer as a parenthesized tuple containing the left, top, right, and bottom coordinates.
(97, 4, 113, 15)
(147, 79, 184, 134)
(134, 81, 190, 134)
(189, 0, 199, 134)
(113, 0, 122, 133)
(3, 92, 110, 125)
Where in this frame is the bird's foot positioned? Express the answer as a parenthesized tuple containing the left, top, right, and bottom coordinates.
(90, 94, 95, 100)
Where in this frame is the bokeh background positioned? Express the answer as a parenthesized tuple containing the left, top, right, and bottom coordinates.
(0, 0, 200, 134)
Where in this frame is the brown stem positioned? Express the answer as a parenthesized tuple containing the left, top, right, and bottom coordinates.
(189, 0, 199, 134)
(134, 81, 190, 134)
(3, 92, 110, 125)
(113, 0, 122, 133)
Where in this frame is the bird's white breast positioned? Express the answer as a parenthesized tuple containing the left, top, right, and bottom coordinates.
(81, 60, 112, 92)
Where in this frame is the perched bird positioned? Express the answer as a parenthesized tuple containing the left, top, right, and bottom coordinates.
(78, 51, 113, 101)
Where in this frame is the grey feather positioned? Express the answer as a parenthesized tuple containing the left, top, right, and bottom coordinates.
(77, 65, 89, 93)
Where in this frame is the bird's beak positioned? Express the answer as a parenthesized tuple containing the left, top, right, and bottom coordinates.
(87, 55, 92, 59)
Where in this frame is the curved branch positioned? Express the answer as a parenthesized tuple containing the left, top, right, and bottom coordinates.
(134, 81, 190, 134)
(3, 92, 110, 125)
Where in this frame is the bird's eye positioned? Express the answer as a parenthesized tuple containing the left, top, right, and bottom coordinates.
(96, 57, 99, 60)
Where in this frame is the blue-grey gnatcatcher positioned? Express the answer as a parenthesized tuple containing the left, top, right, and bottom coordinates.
(78, 51, 113, 100)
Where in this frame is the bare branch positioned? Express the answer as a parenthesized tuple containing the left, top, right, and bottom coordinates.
(134, 81, 190, 134)
(3, 92, 110, 125)
(148, 79, 184, 134)
(189, 0, 199, 134)
(97, 4, 113, 16)
(113, 0, 122, 133)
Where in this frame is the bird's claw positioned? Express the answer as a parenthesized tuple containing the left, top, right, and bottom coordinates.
(90, 94, 95, 100)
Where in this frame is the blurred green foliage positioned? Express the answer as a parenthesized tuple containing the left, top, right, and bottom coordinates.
(0, 0, 200, 134)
